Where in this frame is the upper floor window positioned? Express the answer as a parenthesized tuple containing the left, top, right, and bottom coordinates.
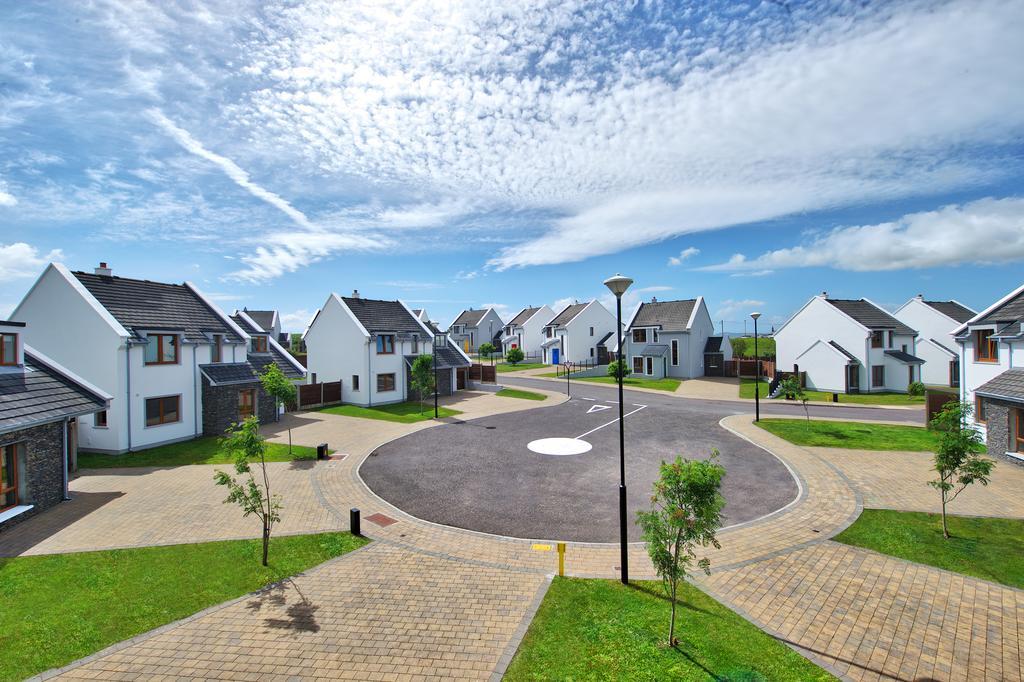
(632, 329, 647, 343)
(376, 335, 395, 354)
(411, 334, 419, 354)
(212, 334, 223, 363)
(144, 334, 178, 365)
(0, 333, 17, 366)
(589, 326, 594, 336)
(434, 334, 446, 348)
(870, 331, 884, 349)
(974, 329, 998, 362)
(251, 336, 268, 353)
(545, 327, 553, 338)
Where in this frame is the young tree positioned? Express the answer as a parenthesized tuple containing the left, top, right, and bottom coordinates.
(214, 417, 282, 566)
(637, 453, 726, 646)
(478, 342, 496, 364)
(928, 401, 994, 538)
(779, 375, 810, 421)
(410, 354, 435, 414)
(260, 363, 298, 456)
(506, 347, 525, 365)
(608, 359, 631, 379)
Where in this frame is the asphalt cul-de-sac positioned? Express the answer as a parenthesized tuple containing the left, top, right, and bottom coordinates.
(360, 391, 799, 542)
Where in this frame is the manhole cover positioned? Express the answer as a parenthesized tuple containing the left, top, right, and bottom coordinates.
(366, 513, 398, 527)
(527, 438, 592, 456)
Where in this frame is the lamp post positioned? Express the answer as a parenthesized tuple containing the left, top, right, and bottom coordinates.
(603, 273, 633, 584)
(433, 333, 439, 419)
(750, 312, 761, 422)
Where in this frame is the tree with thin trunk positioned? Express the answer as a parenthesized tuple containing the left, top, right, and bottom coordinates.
(637, 452, 725, 646)
(478, 342, 496, 365)
(260, 363, 298, 456)
(779, 375, 810, 421)
(928, 400, 993, 538)
(410, 354, 435, 414)
(214, 417, 282, 566)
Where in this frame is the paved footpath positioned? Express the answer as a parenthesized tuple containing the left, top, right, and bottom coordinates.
(14, 390, 1023, 681)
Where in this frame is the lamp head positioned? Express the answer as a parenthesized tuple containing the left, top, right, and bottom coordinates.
(750, 311, 762, 321)
(603, 273, 634, 298)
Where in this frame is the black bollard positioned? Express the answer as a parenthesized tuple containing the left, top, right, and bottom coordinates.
(350, 508, 361, 536)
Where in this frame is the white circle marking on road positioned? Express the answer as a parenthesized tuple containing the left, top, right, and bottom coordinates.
(527, 437, 593, 456)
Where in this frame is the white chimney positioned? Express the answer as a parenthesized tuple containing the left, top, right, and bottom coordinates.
(95, 262, 112, 276)
(820, 290, 828, 298)
(351, 289, 360, 299)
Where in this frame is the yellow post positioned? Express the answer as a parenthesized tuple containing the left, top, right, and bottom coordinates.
(557, 542, 566, 577)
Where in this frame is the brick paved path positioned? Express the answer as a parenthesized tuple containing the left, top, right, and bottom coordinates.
(13, 395, 1022, 681)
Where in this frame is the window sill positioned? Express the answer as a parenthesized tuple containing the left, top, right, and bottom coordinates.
(0, 504, 34, 524)
(1006, 452, 1024, 463)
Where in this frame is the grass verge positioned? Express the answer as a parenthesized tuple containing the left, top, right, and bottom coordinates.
(495, 388, 547, 401)
(539, 375, 682, 391)
(496, 362, 549, 373)
(505, 577, 834, 681)
(739, 379, 925, 405)
(79, 438, 319, 468)
(754, 419, 943, 451)
(739, 378, 771, 399)
(835, 510, 1024, 589)
(319, 401, 460, 423)
(0, 532, 368, 681)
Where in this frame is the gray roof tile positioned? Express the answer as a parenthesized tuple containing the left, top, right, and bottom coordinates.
(342, 297, 426, 335)
(703, 336, 723, 353)
(1, 351, 108, 431)
(244, 310, 276, 332)
(639, 343, 670, 356)
(231, 313, 262, 335)
(923, 300, 975, 323)
(884, 349, 925, 364)
(509, 307, 543, 327)
(974, 289, 1024, 326)
(826, 299, 916, 335)
(630, 300, 696, 332)
(975, 368, 1024, 402)
(453, 309, 488, 326)
(73, 272, 242, 342)
(548, 303, 589, 327)
(829, 340, 858, 362)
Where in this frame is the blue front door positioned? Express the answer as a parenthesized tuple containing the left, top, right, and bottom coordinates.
(552, 348, 560, 365)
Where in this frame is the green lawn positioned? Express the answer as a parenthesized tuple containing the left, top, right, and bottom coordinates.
(739, 379, 925, 406)
(505, 577, 834, 681)
(79, 437, 320, 469)
(0, 532, 368, 681)
(755, 419, 943, 451)
(835, 510, 1024, 590)
(495, 388, 547, 401)
(548, 375, 681, 391)
(319, 401, 460, 423)
(496, 362, 549, 373)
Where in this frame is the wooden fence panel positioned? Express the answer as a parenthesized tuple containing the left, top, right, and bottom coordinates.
(297, 380, 343, 409)
(925, 389, 958, 425)
(468, 364, 496, 382)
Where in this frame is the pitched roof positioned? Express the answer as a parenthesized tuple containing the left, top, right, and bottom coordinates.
(596, 330, 614, 346)
(923, 300, 975, 324)
(405, 344, 470, 370)
(883, 349, 925, 364)
(630, 299, 696, 332)
(1, 349, 109, 431)
(975, 368, 1024, 402)
(703, 336, 723, 353)
(826, 299, 916, 335)
(973, 288, 1024, 326)
(72, 271, 241, 342)
(231, 313, 262, 335)
(927, 337, 958, 356)
(639, 344, 669, 357)
(547, 302, 589, 327)
(828, 340, 858, 362)
(411, 309, 423, 317)
(244, 310, 276, 332)
(199, 351, 303, 386)
(341, 297, 427, 335)
(452, 308, 488, 326)
(509, 306, 543, 327)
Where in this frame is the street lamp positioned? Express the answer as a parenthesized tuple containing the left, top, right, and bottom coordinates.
(750, 312, 761, 422)
(603, 273, 633, 585)
(433, 332, 439, 419)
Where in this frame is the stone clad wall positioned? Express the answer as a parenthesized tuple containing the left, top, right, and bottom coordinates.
(0, 420, 65, 531)
(201, 378, 277, 438)
(982, 398, 1023, 467)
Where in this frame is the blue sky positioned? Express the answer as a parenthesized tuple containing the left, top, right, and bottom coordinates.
(1, 0, 1022, 333)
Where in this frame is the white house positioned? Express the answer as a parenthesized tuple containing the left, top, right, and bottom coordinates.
(500, 305, 555, 359)
(775, 293, 922, 394)
(893, 295, 976, 388)
(304, 292, 471, 406)
(448, 307, 504, 353)
(540, 300, 617, 365)
(952, 282, 1024, 463)
(11, 262, 256, 454)
(242, 309, 285, 346)
(619, 297, 723, 379)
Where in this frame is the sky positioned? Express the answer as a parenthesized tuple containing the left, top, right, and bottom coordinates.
(2, 0, 1023, 334)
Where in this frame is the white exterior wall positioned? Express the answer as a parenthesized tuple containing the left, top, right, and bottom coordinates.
(776, 296, 870, 391)
(795, 341, 847, 392)
(503, 305, 555, 358)
(878, 333, 920, 392)
(304, 295, 370, 405)
(685, 298, 714, 378)
(894, 298, 965, 386)
(959, 333, 1014, 435)
(559, 301, 616, 364)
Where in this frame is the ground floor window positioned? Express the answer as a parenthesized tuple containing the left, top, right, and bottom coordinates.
(1, 443, 18, 511)
(975, 397, 987, 424)
(352, 375, 360, 391)
(671, 340, 679, 366)
(871, 365, 885, 388)
(94, 410, 108, 428)
(632, 357, 644, 374)
(377, 373, 396, 392)
(646, 356, 654, 375)
(238, 389, 256, 420)
(145, 395, 180, 427)
(949, 360, 959, 388)
(1016, 409, 1024, 453)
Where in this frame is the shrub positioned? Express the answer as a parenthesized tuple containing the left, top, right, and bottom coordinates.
(908, 381, 925, 397)
(607, 359, 631, 379)
(506, 347, 525, 365)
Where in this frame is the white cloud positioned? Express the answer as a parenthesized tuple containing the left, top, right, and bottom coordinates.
(203, 291, 247, 303)
(480, 302, 512, 322)
(228, 230, 390, 283)
(455, 270, 479, 281)
(0, 243, 63, 282)
(701, 197, 1024, 273)
(713, 299, 766, 322)
(0, 190, 15, 207)
(667, 247, 700, 267)
(280, 308, 314, 331)
(375, 280, 440, 289)
(730, 270, 774, 278)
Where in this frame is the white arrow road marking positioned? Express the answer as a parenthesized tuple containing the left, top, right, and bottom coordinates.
(580, 397, 596, 401)
(586, 404, 612, 414)
(576, 404, 648, 439)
